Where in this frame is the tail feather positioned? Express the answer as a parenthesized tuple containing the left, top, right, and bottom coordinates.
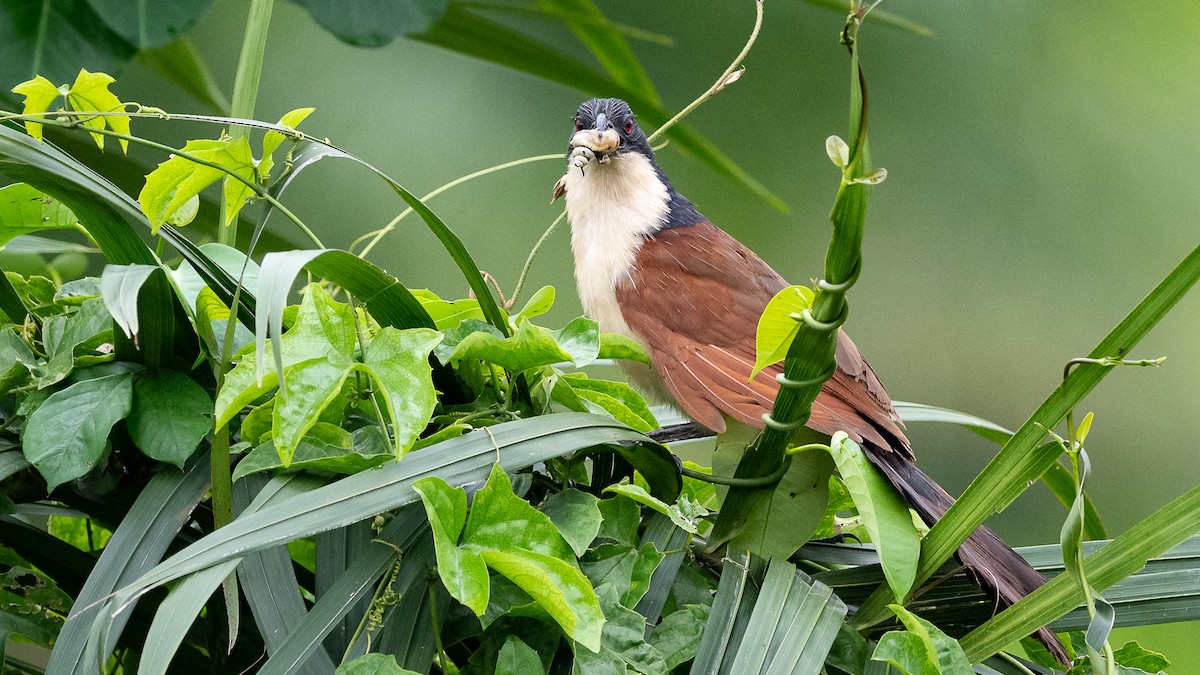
(864, 447, 1070, 665)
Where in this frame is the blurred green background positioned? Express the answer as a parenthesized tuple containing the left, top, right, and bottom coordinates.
(16, 0, 1200, 668)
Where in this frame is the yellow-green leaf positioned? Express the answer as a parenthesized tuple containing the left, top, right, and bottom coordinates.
(752, 285, 815, 378)
(66, 69, 130, 153)
(138, 137, 255, 232)
(10, 75, 62, 142)
(260, 107, 315, 180)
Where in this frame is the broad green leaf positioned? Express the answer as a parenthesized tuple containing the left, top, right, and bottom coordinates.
(295, 0, 450, 47)
(411, 288, 483, 330)
(465, 464, 576, 560)
(887, 604, 974, 675)
(335, 652, 422, 675)
(597, 332, 651, 365)
(413, 475, 491, 615)
(362, 326, 442, 457)
(596, 496, 640, 546)
(39, 297, 114, 387)
(560, 373, 656, 432)
(0, 183, 80, 247)
(10, 75, 62, 142)
(588, 584, 667, 674)
(214, 284, 355, 429)
(541, 488, 603, 557)
(514, 285, 555, 324)
(872, 631, 940, 675)
(128, 370, 211, 467)
(552, 316, 601, 366)
(648, 604, 709, 670)
(138, 136, 255, 231)
(65, 69, 130, 152)
(231, 425, 390, 482)
(830, 433, 920, 601)
(497, 635, 546, 675)
(1112, 641, 1170, 673)
(260, 107, 315, 180)
(446, 317, 573, 371)
(713, 425, 835, 560)
(580, 542, 664, 609)
(84, 0, 214, 49)
(752, 284, 814, 377)
(273, 357, 355, 464)
(483, 548, 604, 652)
(826, 622, 870, 675)
(23, 371, 134, 489)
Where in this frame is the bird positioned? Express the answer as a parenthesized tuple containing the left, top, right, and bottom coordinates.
(557, 97, 1068, 663)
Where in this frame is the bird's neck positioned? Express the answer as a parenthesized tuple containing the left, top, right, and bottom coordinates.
(563, 152, 702, 339)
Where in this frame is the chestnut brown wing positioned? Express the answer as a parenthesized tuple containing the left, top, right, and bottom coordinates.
(616, 221, 909, 456)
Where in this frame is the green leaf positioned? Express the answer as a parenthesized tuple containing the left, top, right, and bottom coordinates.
(597, 332, 651, 366)
(826, 622, 870, 674)
(413, 475, 491, 615)
(295, 0, 450, 47)
(273, 357, 355, 464)
(215, 284, 355, 430)
(873, 631, 941, 675)
(23, 371, 134, 489)
(447, 317, 574, 372)
(0, 183, 80, 247)
(560, 373, 656, 432)
(596, 496, 640, 546)
(580, 542, 664, 609)
(1112, 641, 1170, 673)
(232, 424, 390, 481)
(128, 369, 211, 467)
(604, 482, 670, 517)
(587, 584, 667, 673)
(752, 284, 814, 377)
(411, 288, 483, 330)
(883, 604, 974, 675)
(138, 136, 255, 231)
(829, 433, 920, 601)
(84, 0, 213, 49)
(260, 107, 315, 180)
(10, 75, 63, 142)
(538, 0, 660, 106)
(498, 635, 547, 675)
(541, 488, 603, 558)
(362, 326, 442, 457)
(335, 652, 422, 675)
(64, 68, 131, 152)
(513, 284, 555, 324)
(648, 604, 709, 670)
(99, 263, 160, 341)
(713, 425, 834, 560)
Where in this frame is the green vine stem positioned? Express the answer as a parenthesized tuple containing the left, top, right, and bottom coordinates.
(708, 6, 875, 548)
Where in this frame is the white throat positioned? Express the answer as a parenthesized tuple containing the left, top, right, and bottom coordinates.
(564, 152, 669, 341)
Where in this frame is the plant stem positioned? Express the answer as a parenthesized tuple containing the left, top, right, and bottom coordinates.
(509, 209, 566, 305)
(222, 0, 275, 248)
(353, 152, 562, 259)
(646, 0, 763, 144)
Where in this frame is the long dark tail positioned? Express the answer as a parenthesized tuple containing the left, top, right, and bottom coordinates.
(865, 448, 1070, 665)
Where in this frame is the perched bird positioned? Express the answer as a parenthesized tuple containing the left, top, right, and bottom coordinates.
(558, 97, 1067, 662)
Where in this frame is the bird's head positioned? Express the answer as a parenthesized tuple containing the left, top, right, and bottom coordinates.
(568, 98, 653, 164)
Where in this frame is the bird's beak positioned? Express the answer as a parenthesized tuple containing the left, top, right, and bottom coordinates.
(569, 128, 620, 155)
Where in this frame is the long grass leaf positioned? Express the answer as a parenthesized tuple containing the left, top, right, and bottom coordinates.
(960, 484, 1200, 662)
(537, 0, 660, 106)
(856, 243, 1200, 626)
(46, 451, 210, 674)
(85, 415, 651, 661)
(259, 507, 430, 674)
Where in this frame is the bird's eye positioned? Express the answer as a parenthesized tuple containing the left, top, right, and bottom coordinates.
(574, 117, 583, 132)
(624, 120, 634, 134)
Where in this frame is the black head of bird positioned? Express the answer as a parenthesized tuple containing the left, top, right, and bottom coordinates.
(557, 96, 1069, 664)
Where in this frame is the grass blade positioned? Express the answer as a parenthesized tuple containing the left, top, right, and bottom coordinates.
(856, 243, 1200, 626)
(47, 451, 211, 674)
(538, 0, 661, 106)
